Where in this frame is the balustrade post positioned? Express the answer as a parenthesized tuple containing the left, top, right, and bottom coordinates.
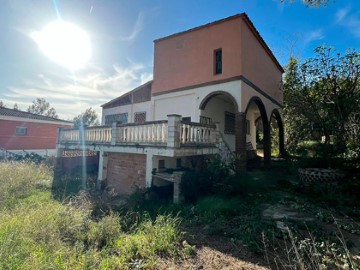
(111, 122, 117, 145)
(167, 114, 181, 148)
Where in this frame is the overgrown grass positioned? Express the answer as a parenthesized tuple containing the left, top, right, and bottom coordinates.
(0, 162, 187, 269)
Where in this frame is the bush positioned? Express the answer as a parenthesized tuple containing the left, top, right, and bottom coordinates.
(0, 161, 52, 208)
(179, 156, 235, 202)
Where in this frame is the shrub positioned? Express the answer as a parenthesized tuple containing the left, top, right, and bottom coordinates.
(0, 161, 52, 208)
(179, 155, 235, 202)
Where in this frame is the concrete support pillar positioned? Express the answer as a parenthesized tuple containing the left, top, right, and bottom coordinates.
(145, 153, 154, 188)
(111, 122, 117, 146)
(263, 121, 271, 167)
(172, 171, 183, 204)
(167, 114, 181, 148)
(97, 150, 108, 190)
(279, 125, 285, 157)
(173, 179, 180, 204)
(235, 112, 247, 171)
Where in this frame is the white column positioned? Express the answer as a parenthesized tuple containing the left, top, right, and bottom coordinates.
(97, 150, 108, 190)
(167, 114, 182, 148)
(145, 153, 153, 188)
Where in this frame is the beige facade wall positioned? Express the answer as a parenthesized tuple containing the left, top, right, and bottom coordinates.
(106, 153, 146, 195)
(102, 101, 152, 125)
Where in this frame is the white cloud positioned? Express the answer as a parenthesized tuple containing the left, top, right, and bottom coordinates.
(335, 6, 360, 38)
(119, 12, 145, 42)
(3, 62, 153, 120)
(336, 7, 350, 22)
(303, 29, 324, 45)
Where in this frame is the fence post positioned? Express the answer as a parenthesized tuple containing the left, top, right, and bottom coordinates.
(167, 114, 181, 148)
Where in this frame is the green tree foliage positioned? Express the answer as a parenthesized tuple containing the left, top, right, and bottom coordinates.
(13, 103, 19, 110)
(0, 100, 6, 107)
(73, 107, 100, 128)
(27, 98, 58, 118)
(283, 45, 360, 156)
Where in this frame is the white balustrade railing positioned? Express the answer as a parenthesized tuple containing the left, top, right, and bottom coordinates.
(60, 129, 80, 142)
(180, 122, 215, 144)
(85, 127, 112, 142)
(115, 122, 167, 144)
(59, 120, 216, 147)
(60, 127, 112, 143)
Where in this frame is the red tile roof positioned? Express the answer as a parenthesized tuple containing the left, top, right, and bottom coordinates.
(0, 107, 72, 123)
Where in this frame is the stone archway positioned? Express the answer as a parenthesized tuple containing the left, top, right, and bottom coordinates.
(245, 97, 271, 167)
(199, 91, 239, 152)
(270, 109, 285, 157)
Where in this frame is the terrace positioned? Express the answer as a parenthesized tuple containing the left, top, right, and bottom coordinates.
(56, 114, 223, 157)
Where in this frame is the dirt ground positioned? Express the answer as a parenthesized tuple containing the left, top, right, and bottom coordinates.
(158, 226, 270, 270)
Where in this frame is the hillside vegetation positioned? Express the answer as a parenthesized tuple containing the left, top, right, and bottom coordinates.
(0, 162, 187, 270)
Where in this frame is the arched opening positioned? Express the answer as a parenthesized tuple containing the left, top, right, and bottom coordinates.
(199, 91, 238, 151)
(270, 109, 285, 157)
(245, 97, 271, 167)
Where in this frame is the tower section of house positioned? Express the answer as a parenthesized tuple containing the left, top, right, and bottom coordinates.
(0, 107, 72, 157)
(152, 13, 284, 159)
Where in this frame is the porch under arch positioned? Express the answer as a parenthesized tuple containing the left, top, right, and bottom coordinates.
(244, 96, 271, 167)
(270, 109, 285, 157)
(199, 91, 239, 152)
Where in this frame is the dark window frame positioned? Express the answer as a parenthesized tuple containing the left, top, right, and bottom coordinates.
(246, 120, 251, 135)
(134, 111, 146, 124)
(105, 113, 128, 125)
(214, 48, 222, 75)
(16, 126, 27, 136)
(224, 111, 235, 134)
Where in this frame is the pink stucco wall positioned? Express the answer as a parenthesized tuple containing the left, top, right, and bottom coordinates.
(152, 16, 243, 95)
(152, 14, 283, 105)
(241, 21, 283, 104)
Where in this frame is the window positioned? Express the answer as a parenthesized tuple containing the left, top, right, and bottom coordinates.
(158, 160, 165, 169)
(224, 111, 235, 134)
(200, 116, 212, 125)
(246, 120, 251, 135)
(182, 117, 191, 123)
(105, 113, 128, 125)
(214, 49, 222, 74)
(176, 158, 182, 168)
(16, 126, 27, 136)
(134, 112, 146, 123)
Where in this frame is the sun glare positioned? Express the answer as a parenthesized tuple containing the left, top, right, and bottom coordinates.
(31, 21, 91, 70)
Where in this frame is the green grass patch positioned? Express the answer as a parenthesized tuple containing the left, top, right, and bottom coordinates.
(0, 162, 187, 269)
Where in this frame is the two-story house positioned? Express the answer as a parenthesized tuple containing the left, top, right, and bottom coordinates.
(56, 13, 285, 202)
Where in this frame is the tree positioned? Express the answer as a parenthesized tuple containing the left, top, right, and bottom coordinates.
(73, 107, 100, 128)
(0, 100, 6, 108)
(283, 45, 360, 156)
(27, 98, 58, 118)
(13, 103, 19, 110)
(280, 0, 330, 7)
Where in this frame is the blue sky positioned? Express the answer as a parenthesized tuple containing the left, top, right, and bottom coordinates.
(0, 0, 359, 119)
